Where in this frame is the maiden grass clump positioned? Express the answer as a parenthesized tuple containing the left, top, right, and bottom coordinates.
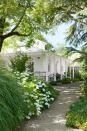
(0, 68, 28, 131)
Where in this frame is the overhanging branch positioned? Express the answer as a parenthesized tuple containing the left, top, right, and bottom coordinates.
(2, 4, 28, 40)
(3, 31, 29, 39)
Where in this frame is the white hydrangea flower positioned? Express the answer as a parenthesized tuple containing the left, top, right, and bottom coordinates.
(28, 112, 32, 116)
(42, 88, 45, 92)
(42, 83, 46, 87)
(26, 116, 30, 120)
(34, 95, 38, 99)
(30, 94, 34, 97)
(46, 91, 51, 95)
(37, 110, 41, 116)
(36, 85, 39, 89)
(50, 98, 54, 101)
(33, 88, 37, 92)
(36, 99, 40, 103)
(24, 92, 29, 96)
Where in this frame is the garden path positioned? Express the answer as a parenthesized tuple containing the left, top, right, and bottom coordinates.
(18, 82, 83, 131)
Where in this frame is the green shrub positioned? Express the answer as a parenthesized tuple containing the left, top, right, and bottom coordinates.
(61, 77, 71, 84)
(80, 79, 87, 96)
(49, 81, 58, 86)
(67, 67, 82, 81)
(20, 72, 58, 117)
(0, 67, 28, 131)
(74, 69, 82, 80)
(66, 96, 87, 130)
(72, 78, 80, 82)
(10, 53, 28, 73)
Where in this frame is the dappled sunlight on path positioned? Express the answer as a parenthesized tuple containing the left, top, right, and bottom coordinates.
(17, 82, 83, 131)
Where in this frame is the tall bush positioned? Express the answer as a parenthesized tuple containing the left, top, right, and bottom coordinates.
(10, 53, 28, 73)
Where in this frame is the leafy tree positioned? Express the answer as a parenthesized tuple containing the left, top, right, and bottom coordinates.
(36, 0, 87, 48)
(1, 0, 87, 52)
(51, 0, 87, 47)
(0, 0, 58, 51)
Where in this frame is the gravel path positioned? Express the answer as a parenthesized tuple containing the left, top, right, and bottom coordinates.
(18, 82, 83, 131)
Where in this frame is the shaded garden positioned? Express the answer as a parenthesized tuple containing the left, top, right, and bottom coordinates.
(0, 0, 87, 131)
(0, 65, 58, 131)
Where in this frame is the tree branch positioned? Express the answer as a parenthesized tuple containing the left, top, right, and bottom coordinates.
(3, 31, 29, 39)
(2, 4, 28, 40)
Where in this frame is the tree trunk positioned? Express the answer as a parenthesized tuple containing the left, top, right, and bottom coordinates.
(0, 37, 4, 52)
(0, 17, 5, 52)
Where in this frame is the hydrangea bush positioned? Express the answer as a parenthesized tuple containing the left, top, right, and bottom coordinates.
(20, 72, 58, 119)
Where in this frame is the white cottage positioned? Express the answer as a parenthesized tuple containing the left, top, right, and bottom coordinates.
(0, 50, 70, 81)
(25, 50, 70, 81)
(0, 40, 71, 81)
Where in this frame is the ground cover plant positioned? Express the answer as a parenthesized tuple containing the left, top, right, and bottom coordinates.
(66, 79, 87, 131)
(66, 96, 87, 131)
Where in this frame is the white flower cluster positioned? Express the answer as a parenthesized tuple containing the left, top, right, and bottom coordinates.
(36, 81, 46, 88)
(20, 73, 56, 119)
(25, 88, 55, 119)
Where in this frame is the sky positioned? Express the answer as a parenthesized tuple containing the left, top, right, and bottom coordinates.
(43, 23, 69, 48)
(5, 23, 69, 53)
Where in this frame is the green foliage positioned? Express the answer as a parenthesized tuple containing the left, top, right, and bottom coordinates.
(20, 72, 58, 117)
(56, 44, 68, 57)
(66, 96, 87, 130)
(61, 77, 71, 84)
(0, 57, 5, 67)
(74, 70, 82, 80)
(0, 0, 59, 50)
(0, 67, 58, 131)
(0, 0, 87, 51)
(66, 47, 87, 101)
(66, 66, 82, 81)
(10, 53, 28, 73)
(53, 0, 87, 47)
(80, 79, 87, 96)
(45, 43, 54, 51)
(49, 81, 58, 86)
(0, 67, 27, 131)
